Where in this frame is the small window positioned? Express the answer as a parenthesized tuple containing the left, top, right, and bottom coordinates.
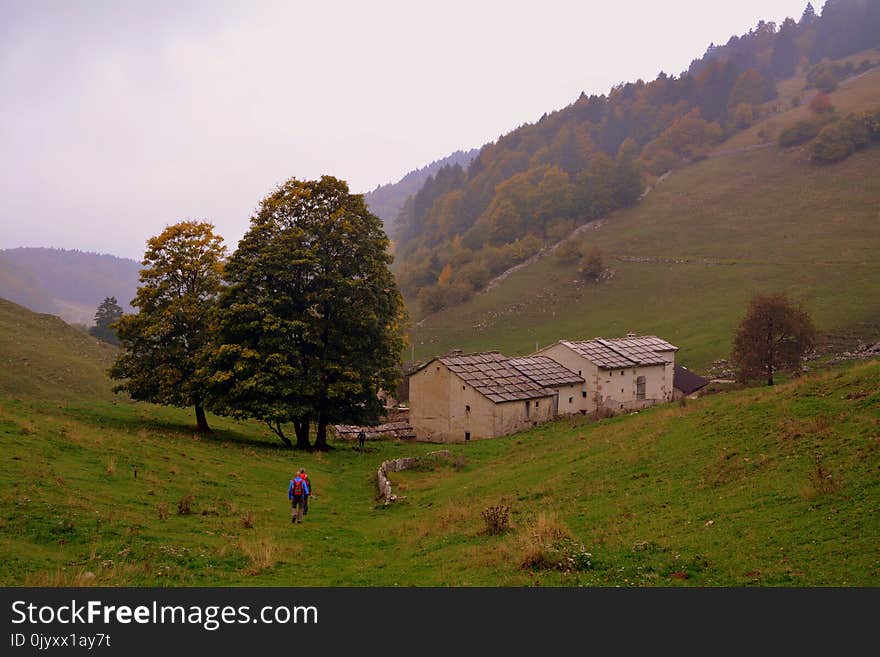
(578, 370, 582, 375)
(621, 388, 625, 394)
(462, 385, 466, 390)
(465, 432, 471, 442)
(436, 366, 440, 372)
(568, 397, 573, 404)
(465, 405, 470, 413)
(582, 391, 587, 398)
(535, 401, 539, 408)
(621, 370, 625, 376)
(636, 376, 646, 400)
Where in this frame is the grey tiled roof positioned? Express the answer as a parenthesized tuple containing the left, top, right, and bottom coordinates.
(673, 364, 709, 395)
(561, 335, 678, 369)
(439, 352, 554, 403)
(508, 356, 584, 387)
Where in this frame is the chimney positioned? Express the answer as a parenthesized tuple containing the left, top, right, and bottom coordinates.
(626, 331, 636, 338)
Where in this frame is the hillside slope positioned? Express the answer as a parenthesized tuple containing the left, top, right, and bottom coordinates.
(406, 66, 880, 371)
(1, 348, 877, 585)
(0, 297, 118, 400)
(0, 248, 140, 325)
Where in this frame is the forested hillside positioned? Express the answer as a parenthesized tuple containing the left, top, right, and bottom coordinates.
(392, 0, 880, 314)
(363, 148, 478, 235)
(0, 248, 140, 325)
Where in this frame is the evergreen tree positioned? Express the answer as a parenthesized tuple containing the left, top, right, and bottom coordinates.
(89, 296, 123, 345)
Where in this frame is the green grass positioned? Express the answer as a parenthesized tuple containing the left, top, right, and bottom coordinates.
(405, 64, 880, 371)
(1, 299, 878, 586)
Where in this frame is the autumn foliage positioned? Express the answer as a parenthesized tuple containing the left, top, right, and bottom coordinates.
(731, 293, 816, 386)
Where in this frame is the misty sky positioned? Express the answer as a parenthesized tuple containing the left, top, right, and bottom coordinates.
(2, 0, 812, 260)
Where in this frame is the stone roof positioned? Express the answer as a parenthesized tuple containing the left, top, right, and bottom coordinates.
(438, 352, 554, 403)
(560, 335, 678, 369)
(508, 356, 585, 387)
(673, 364, 709, 395)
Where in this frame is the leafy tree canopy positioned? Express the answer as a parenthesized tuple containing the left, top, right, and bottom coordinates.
(731, 292, 816, 386)
(109, 221, 226, 432)
(208, 176, 406, 450)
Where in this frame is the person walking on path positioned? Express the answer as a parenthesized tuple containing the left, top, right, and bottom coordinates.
(298, 468, 312, 515)
(288, 471, 310, 524)
(358, 429, 366, 451)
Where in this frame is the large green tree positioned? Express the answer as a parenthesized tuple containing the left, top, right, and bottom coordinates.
(731, 293, 816, 386)
(109, 221, 226, 432)
(89, 296, 123, 345)
(208, 176, 406, 450)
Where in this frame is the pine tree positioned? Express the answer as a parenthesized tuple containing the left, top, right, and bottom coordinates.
(89, 296, 123, 345)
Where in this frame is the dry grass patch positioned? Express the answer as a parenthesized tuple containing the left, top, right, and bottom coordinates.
(239, 537, 277, 575)
(516, 512, 595, 573)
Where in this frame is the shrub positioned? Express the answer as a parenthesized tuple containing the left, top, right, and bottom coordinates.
(177, 493, 195, 516)
(579, 248, 605, 282)
(778, 120, 822, 147)
(554, 240, 582, 263)
(812, 117, 871, 164)
(481, 505, 510, 535)
(518, 513, 593, 572)
(808, 92, 834, 115)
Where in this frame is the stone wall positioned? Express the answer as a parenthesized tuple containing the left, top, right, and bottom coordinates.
(376, 450, 451, 505)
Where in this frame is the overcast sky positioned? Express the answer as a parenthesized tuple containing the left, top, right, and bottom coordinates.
(1, 0, 812, 260)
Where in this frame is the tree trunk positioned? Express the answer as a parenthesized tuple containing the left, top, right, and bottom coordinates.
(195, 404, 211, 433)
(314, 410, 329, 451)
(293, 418, 311, 450)
(266, 421, 292, 448)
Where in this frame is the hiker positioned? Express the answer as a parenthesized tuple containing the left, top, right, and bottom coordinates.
(358, 429, 366, 450)
(298, 468, 312, 515)
(288, 471, 310, 524)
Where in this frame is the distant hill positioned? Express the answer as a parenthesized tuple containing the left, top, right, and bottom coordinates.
(391, 0, 880, 313)
(406, 58, 880, 371)
(0, 248, 140, 325)
(363, 148, 479, 236)
(0, 297, 117, 400)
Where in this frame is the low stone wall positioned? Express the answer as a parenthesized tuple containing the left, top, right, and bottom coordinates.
(376, 450, 451, 505)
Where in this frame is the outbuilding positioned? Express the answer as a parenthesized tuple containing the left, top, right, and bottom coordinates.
(408, 351, 556, 442)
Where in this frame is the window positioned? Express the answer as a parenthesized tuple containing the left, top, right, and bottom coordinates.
(621, 370, 625, 376)
(535, 401, 539, 408)
(636, 376, 646, 400)
(578, 370, 582, 375)
(621, 388, 625, 394)
(568, 397, 573, 404)
(525, 400, 530, 418)
(465, 432, 471, 442)
(465, 405, 470, 413)
(462, 385, 466, 390)
(582, 391, 587, 398)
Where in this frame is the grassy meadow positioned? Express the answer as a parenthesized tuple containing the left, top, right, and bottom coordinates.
(1, 299, 878, 586)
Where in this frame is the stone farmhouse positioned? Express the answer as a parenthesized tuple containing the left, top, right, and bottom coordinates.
(408, 334, 678, 443)
(534, 335, 677, 414)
